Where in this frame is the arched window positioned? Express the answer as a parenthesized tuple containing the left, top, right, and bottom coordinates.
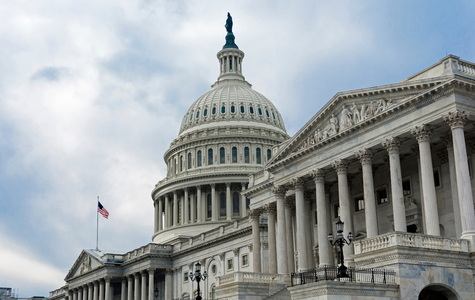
(220, 147, 225, 164)
(204, 108, 208, 117)
(249, 106, 254, 114)
(220, 192, 226, 217)
(197, 150, 202, 167)
(231, 105, 235, 113)
(187, 153, 192, 169)
(221, 105, 226, 114)
(196, 110, 200, 119)
(180, 155, 184, 172)
(207, 194, 212, 219)
(233, 192, 240, 216)
(256, 147, 261, 164)
(208, 149, 213, 165)
(240, 105, 245, 113)
(267, 149, 272, 161)
(244, 147, 250, 163)
(258, 107, 263, 116)
(232, 147, 237, 163)
(265, 109, 270, 117)
(212, 106, 216, 115)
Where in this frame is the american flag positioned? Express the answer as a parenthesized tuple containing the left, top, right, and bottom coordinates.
(98, 201, 109, 219)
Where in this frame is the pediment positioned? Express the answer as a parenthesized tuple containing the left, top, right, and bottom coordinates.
(268, 77, 451, 168)
(65, 250, 104, 281)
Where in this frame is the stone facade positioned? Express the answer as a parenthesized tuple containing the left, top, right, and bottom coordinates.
(51, 17, 475, 300)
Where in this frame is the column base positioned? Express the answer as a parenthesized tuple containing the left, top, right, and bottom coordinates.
(461, 231, 475, 252)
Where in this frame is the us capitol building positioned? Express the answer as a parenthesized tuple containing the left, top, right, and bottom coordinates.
(51, 14, 475, 300)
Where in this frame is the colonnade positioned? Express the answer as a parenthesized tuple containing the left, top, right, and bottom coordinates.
(68, 269, 168, 300)
(251, 111, 475, 273)
(154, 182, 248, 233)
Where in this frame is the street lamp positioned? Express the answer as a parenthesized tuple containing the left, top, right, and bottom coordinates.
(327, 219, 353, 278)
(189, 261, 207, 300)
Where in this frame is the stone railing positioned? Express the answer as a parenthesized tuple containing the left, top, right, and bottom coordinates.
(458, 60, 475, 76)
(217, 272, 286, 286)
(123, 243, 172, 261)
(354, 232, 469, 255)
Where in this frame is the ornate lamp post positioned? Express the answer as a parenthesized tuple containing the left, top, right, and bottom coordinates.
(189, 261, 207, 300)
(327, 219, 353, 278)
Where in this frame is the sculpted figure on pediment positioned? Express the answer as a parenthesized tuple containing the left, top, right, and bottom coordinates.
(322, 113, 339, 138)
(339, 106, 353, 129)
(80, 255, 91, 274)
(314, 128, 323, 142)
(351, 103, 361, 124)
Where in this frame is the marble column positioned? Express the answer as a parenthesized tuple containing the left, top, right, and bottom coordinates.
(304, 194, 315, 269)
(120, 279, 126, 300)
(158, 198, 163, 231)
(141, 271, 147, 300)
(173, 191, 178, 226)
(273, 186, 288, 274)
(154, 200, 159, 233)
(265, 202, 277, 273)
(411, 125, 440, 236)
(332, 160, 354, 261)
(311, 169, 332, 266)
(127, 275, 133, 300)
(190, 193, 196, 223)
(164, 195, 170, 229)
(292, 177, 308, 272)
(165, 269, 173, 300)
(442, 134, 462, 237)
(99, 280, 104, 300)
(184, 188, 189, 225)
(284, 197, 295, 272)
(382, 138, 407, 232)
(88, 283, 93, 300)
(250, 209, 261, 272)
(444, 111, 475, 242)
(148, 268, 155, 300)
(356, 149, 379, 237)
(78, 287, 82, 300)
(134, 273, 140, 300)
(72, 290, 77, 300)
(211, 184, 217, 221)
(226, 183, 232, 220)
(104, 277, 111, 300)
(241, 183, 247, 218)
(196, 186, 202, 222)
(93, 281, 98, 300)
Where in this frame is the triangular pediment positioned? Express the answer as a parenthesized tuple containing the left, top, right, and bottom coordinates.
(65, 249, 105, 281)
(267, 75, 452, 168)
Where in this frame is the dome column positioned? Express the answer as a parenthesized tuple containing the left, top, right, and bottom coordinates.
(196, 186, 202, 223)
(226, 183, 232, 220)
(173, 191, 178, 226)
(241, 183, 247, 218)
(211, 184, 217, 221)
(184, 188, 189, 225)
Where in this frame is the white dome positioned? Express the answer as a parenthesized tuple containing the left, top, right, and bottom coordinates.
(179, 79, 286, 136)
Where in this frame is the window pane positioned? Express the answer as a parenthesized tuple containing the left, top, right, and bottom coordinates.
(233, 192, 239, 215)
(244, 147, 250, 163)
(232, 147, 237, 163)
(256, 147, 261, 164)
(267, 149, 272, 161)
(187, 153, 192, 169)
(220, 192, 226, 217)
(208, 149, 213, 165)
(220, 147, 225, 164)
(197, 150, 202, 167)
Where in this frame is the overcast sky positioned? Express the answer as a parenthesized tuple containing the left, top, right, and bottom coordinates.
(1, 0, 474, 296)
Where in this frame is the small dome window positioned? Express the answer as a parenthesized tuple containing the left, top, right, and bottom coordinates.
(221, 105, 226, 114)
(240, 105, 245, 113)
(258, 108, 263, 116)
(265, 110, 270, 118)
(212, 107, 217, 115)
(231, 105, 236, 113)
(272, 111, 276, 119)
(249, 106, 254, 114)
(196, 110, 200, 118)
(204, 108, 208, 116)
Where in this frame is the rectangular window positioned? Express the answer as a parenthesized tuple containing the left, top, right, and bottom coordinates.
(402, 178, 411, 196)
(241, 254, 249, 267)
(377, 187, 388, 204)
(354, 195, 364, 212)
(433, 169, 441, 187)
(227, 258, 234, 271)
(184, 272, 189, 282)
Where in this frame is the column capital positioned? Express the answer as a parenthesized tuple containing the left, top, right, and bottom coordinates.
(249, 208, 261, 219)
(290, 177, 305, 190)
(411, 124, 432, 142)
(355, 149, 374, 165)
(264, 202, 277, 215)
(226, 182, 231, 187)
(147, 267, 156, 274)
(271, 185, 286, 197)
(332, 159, 348, 174)
(382, 137, 401, 153)
(310, 169, 325, 182)
(183, 187, 188, 192)
(233, 248, 239, 256)
(211, 183, 216, 188)
(443, 110, 469, 129)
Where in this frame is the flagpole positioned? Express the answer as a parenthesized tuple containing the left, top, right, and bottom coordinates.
(96, 196, 99, 251)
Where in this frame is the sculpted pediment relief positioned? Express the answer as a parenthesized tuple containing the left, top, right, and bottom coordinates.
(65, 250, 103, 281)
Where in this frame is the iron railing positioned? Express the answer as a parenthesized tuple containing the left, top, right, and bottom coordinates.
(291, 266, 396, 286)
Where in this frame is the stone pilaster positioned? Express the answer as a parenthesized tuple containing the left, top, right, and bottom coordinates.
(264, 202, 277, 273)
(291, 177, 308, 271)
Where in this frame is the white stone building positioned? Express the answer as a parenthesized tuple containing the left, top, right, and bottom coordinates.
(51, 15, 475, 300)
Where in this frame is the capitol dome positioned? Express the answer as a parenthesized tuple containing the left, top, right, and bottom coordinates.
(152, 15, 289, 244)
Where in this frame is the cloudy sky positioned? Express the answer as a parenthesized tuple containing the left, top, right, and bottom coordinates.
(1, 0, 474, 296)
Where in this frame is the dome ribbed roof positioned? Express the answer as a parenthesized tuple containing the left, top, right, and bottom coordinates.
(179, 79, 286, 135)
